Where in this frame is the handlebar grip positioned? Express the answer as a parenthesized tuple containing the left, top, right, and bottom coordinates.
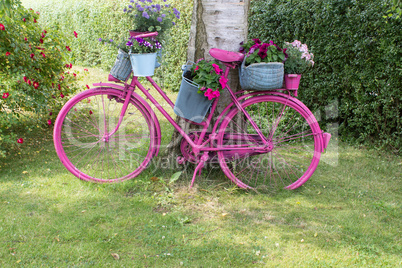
(132, 31, 159, 39)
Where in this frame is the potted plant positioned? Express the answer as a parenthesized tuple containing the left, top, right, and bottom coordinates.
(126, 36, 162, 76)
(283, 40, 314, 90)
(239, 38, 288, 91)
(174, 59, 226, 123)
(123, 0, 180, 42)
(99, 38, 132, 82)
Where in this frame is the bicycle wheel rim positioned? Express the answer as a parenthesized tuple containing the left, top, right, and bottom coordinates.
(217, 95, 322, 191)
(54, 88, 156, 183)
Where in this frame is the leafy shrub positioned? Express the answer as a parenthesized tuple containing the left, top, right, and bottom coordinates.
(249, 0, 401, 153)
(20, 0, 193, 91)
(0, 5, 81, 157)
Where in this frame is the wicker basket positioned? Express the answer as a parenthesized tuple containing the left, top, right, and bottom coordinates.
(239, 59, 284, 91)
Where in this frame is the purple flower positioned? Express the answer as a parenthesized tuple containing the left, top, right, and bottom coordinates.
(139, 0, 145, 2)
(98, 38, 102, 41)
(157, 17, 162, 22)
(165, 4, 170, 8)
(155, 4, 161, 10)
(172, 21, 176, 25)
(161, 14, 166, 17)
(152, 8, 157, 12)
(128, 5, 133, 8)
(146, 0, 152, 2)
(126, 40, 133, 46)
(143, 41, 152, 47)
(130, 0, 134, 2)
(110, 39, 113, 42)
(142, 11, 150, 19)
(123, 8, 127, 12)
(138, 7, 144, 11)
(155, 41, 162, 49)
(135, 37, 144, 45)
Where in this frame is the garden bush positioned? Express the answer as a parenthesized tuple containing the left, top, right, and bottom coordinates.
(20, 0, 193, 91)
(248, 0, 401, 153)
(0, 4, 81, 158)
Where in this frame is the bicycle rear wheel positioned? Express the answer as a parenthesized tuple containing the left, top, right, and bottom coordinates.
(53, 88, 158, 183)
(217, 94, 323, 191)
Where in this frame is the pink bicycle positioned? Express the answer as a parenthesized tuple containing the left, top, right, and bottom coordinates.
(53, 32, 331, 191)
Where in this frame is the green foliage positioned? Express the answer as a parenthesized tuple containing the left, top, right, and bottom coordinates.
(20, 0, 193, 92)
(189, 60, 224, 98)
(0, 5, 81, 158)
(249, 0, 401, 153)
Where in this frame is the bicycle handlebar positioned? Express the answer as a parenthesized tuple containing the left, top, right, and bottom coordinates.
(132, 31, 159, 39)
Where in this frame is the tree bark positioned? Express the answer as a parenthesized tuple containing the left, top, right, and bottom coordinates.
(167, 0, 250, 159)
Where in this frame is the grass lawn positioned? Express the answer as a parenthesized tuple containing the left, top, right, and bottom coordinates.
(0, 67, 400, 267)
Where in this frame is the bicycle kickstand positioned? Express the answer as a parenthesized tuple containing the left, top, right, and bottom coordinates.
(190, 152, 209, 188)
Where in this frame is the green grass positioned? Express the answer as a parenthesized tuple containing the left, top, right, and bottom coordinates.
(0, 67, 400, 267)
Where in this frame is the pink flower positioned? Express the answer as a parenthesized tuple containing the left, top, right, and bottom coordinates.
(86, 85, 90, 89)
(40, 38, 43, 44)
(66, 46, 71, 51)
(219, 76, 228, 89)
(47, 119, 52, 125)
(30, 53, 35, 59)
(24, 37, 28, 41)
(23, 76, 28, 83)
(33, 81, 39, 89)
(60, 93, 64, 98)
(5, 52, 10, 56)
(212, 64, 222, 74)
(194, 65, 199, 72)
(40, 52, 46, 58)
(41, 32, 45, 38)
(204, 88, 220, 100)
(73, 73, 77, 77)
(2, 92, 9, 99)
(23, 18, 26, 22)
(84, 69, 88, 72)
(0, 24, 5, 30)
(17, 138, 24, 144)
(73, 31, 78, 38)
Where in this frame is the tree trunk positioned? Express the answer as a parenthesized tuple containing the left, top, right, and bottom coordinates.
(167, 0, 250, 159)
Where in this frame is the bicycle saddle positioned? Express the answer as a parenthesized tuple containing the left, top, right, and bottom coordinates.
(209, 48, 244, 63)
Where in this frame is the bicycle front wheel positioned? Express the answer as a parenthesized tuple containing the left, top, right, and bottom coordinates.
(53, 88, 158, 183)
(217, 94, 323, 191)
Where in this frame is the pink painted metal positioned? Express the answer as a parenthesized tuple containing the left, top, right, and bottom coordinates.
(53, 40, 330, 190)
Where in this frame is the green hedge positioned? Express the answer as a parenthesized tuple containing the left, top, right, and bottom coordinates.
(21, 0, 193, 91)
(249, 0, 401, 153)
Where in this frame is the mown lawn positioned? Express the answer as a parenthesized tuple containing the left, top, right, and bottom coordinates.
(0, 67, 400, 267)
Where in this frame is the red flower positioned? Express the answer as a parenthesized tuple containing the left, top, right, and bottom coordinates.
(86, 85, 90, 89)
(17, 138, 24, 144)
(60, 93, 65, 98)
(58, 84, 61, 90)
(33, 81, 39, 89)
(30, 53, 35, 59)
(73, 31, 78, 38)
(23, 76, 28, 83)
(5, 52, 10, 56)
(60, 75, 64, 81)
(44, 30, 47, 34)
(84, 69, 88, 72)
(40, 38, 43, 44)
(2, 92, 9, 99)
(66, 46, 71, 51)
(41, 52, 46, 58)
(23, 18, 26, 22)
(34, 19, 37, 23)
(27, 79, 31, 86)
(47, 119, 52, 125)
(49, 112, 52, 116)
(0, 24, 5, 30)
(73, 73, 77, 77)
(69, 63, 72, 69)
(89, 110, 93, 115)
(41, 32, 45, 38)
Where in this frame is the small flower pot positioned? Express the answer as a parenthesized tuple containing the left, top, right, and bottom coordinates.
(109, 49, 132, 81)
(284, 74, 302, 90)
(174, 65, 213, 123)
(129, 52, 157, 77)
